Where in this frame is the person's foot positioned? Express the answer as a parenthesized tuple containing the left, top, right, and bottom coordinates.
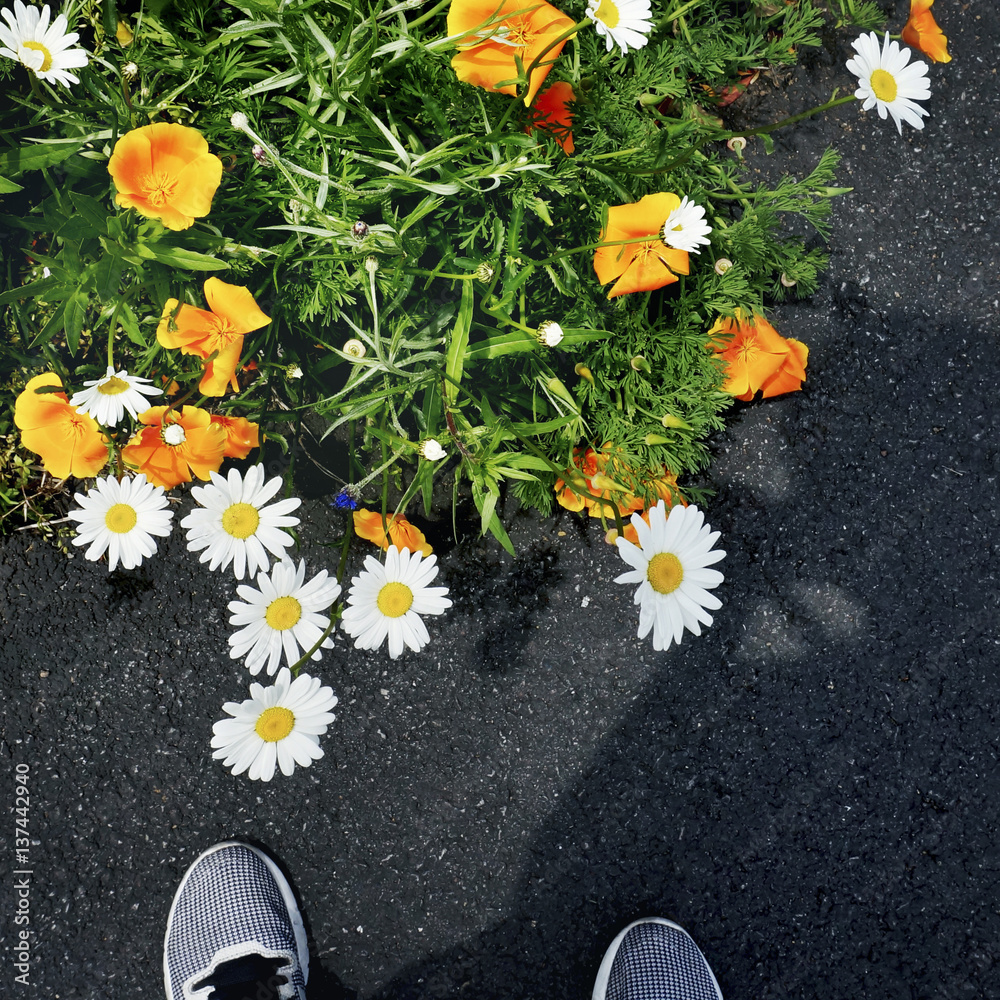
(163, 842, 309, 1000)
(592, 917, 723, 1000)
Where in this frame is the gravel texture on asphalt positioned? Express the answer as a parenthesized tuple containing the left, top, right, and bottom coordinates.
(1, 5, 998, 999)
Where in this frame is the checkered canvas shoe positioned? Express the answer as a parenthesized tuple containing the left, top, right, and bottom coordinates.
(163, 842, 309, 1000)
(592, 918, 724, 1000)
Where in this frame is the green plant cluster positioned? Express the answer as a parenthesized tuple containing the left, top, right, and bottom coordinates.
(0, 0, 880, 552)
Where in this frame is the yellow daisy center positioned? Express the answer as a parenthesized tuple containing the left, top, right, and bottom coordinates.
(593, 0, 621, 29)
(221, 502, 261, 539)
(255, 706, 295, 742)
(105, 503, 138, 534)
(870, 68, 897, 104)
(647, 552, 684, 594)
(98, 376, 131, 396)
(22, 41, 53, 73)
(377, 581, 414, 618)
(265, 596, 302, 631)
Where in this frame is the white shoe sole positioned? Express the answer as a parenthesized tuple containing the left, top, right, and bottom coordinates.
(591, 917, 724, 1000)
(162, 841, 310, 999)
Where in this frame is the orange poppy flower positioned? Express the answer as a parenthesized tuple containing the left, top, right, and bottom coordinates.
(13, 373, 108, 480)
(526, 81, 575, 154)
(156, 278, 271, 397)
(121, 405, 226, 489)
(710, 313, 808, 401)
(902, 0, 951, 63)
(448, 0, 575, 106)
(593, 193, 691, 298)
(353, 509, 432, 557)
(107, 123, 223, 231)
(210, 414, 260, 459)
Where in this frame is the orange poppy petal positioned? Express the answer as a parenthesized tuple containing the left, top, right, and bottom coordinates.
(203, 278, 271, 334)
(607, 246, 681, 297)
(156, 302, 221, 355)
(198, 335, 245, 397)
(144, 122, 211, 179)
(606, 193, 681, 240)
(168, 153, 224, 219)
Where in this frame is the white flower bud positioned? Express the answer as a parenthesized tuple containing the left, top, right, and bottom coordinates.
(714, 258, 733, 276)
(343, 339, 367, 359)
(537, 321, 564, 348)
(419, 439, 447, 461)
(230, 111, 249, 131)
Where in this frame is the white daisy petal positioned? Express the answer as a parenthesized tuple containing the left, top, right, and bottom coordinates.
(180, 466, 302, 580)
(69, 366, 161, 426)
(846, 31, 930, 135)
(211, 667, 338, 782)
(227, 558, 340, 676)
(660, 196, 712, 253)
(585, 0, 652, 56)
(66, 474, 173, 571)
(613, 501, 725, 652)
(341, 544, 452, 659)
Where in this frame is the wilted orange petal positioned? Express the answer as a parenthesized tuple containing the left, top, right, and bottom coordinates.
(353, 509, 432, 556)
(902, 0, 951, 63)
(759, 337, 808, 398)
(528, 81, 575, 154)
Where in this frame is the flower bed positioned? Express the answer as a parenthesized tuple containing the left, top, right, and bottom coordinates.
(0, 0, 952, 779)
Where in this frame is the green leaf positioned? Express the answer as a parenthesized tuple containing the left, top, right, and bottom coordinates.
(0, 175, 23, 194)
(0, 276, 61, 306)
(444, 280, 473, 405)
(93, 254, 124, 302)
(0, 140, 83, 176)
(136, 243, 230, 270)
(63, 291, 87, 354)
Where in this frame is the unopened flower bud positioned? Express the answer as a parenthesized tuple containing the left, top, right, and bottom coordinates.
(727, 136, 747, 153)
(419, 438, 447, 461)
(537, 321, 564, 348)
(475, 262, 494, 283)
(714, 258, 733, 275)
(230, 111, 249, 132)
(780, 273, 797, 288)
(644, 433, 670, 445)
(364, 256, 379, 275)
(351, 220, 369, 240)
(252, 144, 269, 165)
(574, 363, 594, 385)
(343, 339, 367, 359)
(630, 355, 651, 374)
(545, 376, 576, 407)
(661, 413, 692, 430)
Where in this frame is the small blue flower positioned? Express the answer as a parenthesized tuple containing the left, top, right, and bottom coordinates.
(330, 488, 360, 511)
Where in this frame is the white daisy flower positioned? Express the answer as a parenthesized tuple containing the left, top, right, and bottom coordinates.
(67, 474, 173, 572)
(614, 501, 726, 652)
(661, 197, 712, 254)
(211, 668, 338, 782)
(846, 31, 931, 135)
(341, 545, 452, 659)
(0, 0, 89, 88)
(585, 0, 653, 55)
(69, 366, 161, 427)
(228, 558, 342, 676)
(181, 465, 301, 580)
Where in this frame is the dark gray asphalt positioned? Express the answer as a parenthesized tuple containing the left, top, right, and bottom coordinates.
(2, 6, 999, 998)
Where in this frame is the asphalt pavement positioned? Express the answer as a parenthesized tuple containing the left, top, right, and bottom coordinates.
(1, 5, 998, 998)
